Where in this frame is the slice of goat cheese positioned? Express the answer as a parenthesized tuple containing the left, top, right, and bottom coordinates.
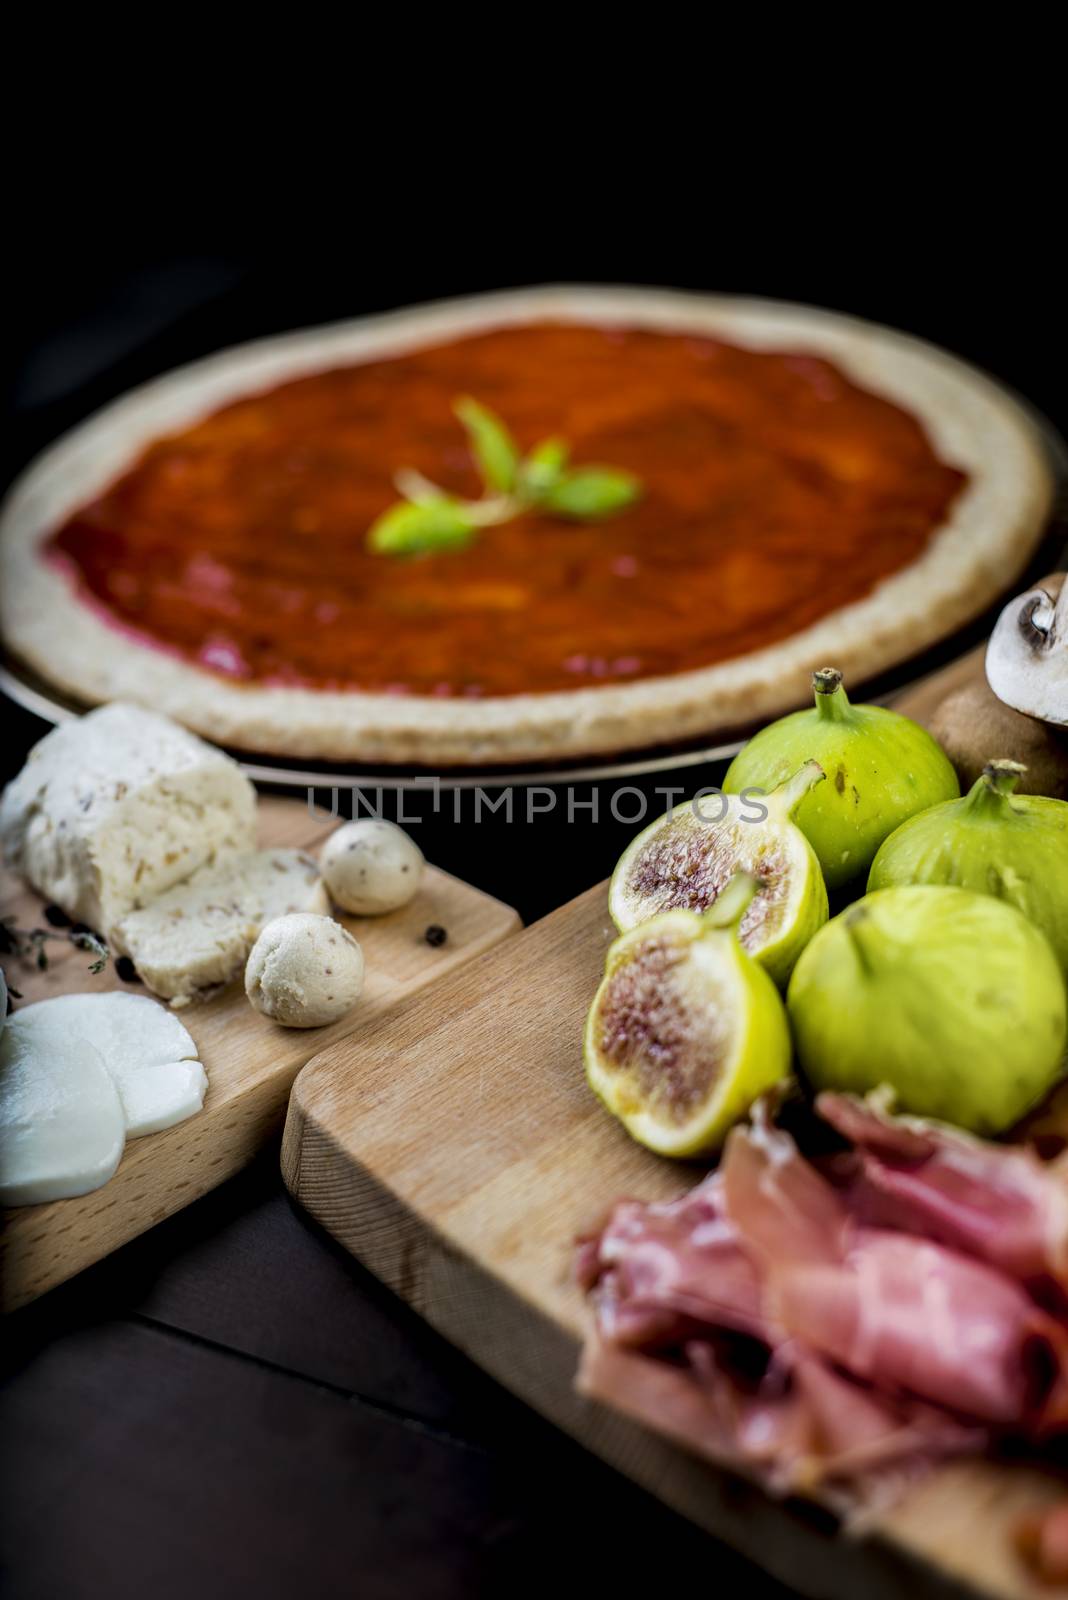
(11, 993, 207, 1137)
(113, 848, 330, 1005)
(0, 1014, 126, 1205)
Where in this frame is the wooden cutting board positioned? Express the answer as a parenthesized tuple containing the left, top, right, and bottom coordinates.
(282, 880, 1067, 1600)
(1, 796, 519, 1311)
(892, 643, 985, 723)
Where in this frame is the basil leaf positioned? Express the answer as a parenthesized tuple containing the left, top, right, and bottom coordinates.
(393, 467, 451, 506)
(367, 500, 476, 556)
(518, 437, 570, 502)
(453, 396, 519, 493)
(542, 467, 641, 519)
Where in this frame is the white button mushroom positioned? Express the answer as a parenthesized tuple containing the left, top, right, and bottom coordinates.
(320, 820, 424, 915)
(986, 573, 1067, 727)
(245, 913, 365, 1028)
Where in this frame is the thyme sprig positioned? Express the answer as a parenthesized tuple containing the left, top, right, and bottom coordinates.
(0, 918, 110, 976)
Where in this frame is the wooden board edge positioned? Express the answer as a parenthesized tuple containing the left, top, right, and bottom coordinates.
(3, 1073, 296, 1314)
(1, 878, 522, 1313)
(280, 1097, 992, 1600)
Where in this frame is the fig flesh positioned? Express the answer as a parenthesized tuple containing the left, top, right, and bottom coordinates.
(724, 669, 960, 889)
(608, 762, 828, 987)
(787, 885, 1067, 1136)
(868, 760, 1068, 973)
(585, 874, 792, 1156)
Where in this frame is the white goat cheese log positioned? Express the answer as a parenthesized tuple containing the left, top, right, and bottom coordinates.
(112, 849, 330, 1005)
(0, 703, 256, 939)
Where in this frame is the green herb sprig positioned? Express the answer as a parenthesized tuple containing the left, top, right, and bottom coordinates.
(367, 397, 641, 556)
(0, 918, 110, 976)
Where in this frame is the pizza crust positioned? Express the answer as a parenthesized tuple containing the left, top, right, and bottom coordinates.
(0, 286, 1054, 766)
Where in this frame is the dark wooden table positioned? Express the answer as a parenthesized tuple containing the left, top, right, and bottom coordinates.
(0, 1115, 791, 1600)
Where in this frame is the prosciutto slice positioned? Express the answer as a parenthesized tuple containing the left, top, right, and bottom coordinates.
(817, 1092, 1068, 1288)
(579, 1331, 979, 1503)
(577, 1093, 1068, 1505)
(575, 1176, 769, 1348)
(726, 1105, 1068, 1429)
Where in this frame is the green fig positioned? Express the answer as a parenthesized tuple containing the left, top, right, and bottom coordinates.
(608, 762, 829, 988)
(585, 873, 792, 1157)
(723, 668, 960, 889)
(868, 760, 1068, 973)
(787, 885, 1068, 1135)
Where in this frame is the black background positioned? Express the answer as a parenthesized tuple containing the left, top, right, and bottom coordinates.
(2, 122, 1065, 1598)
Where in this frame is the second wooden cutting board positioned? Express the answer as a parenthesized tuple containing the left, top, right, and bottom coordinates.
(1, 796, 519, 1311)
(282, 880, 1067, 1600)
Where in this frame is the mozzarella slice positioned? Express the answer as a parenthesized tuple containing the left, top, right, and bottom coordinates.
(0, 1015, 125, 1205)
(11, 993, 207, 1137)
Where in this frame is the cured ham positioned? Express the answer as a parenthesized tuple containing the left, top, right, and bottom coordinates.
(817, 1092, 1068, 1289)
(578, 1332, 979, 1503)
(577, 1093, 1068, 1504)
(575, 1176, 769, 1348)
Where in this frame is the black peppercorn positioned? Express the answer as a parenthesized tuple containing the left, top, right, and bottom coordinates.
(424, 924, 448, 947)
(115, 956, 142, 985)
(44, 904, 73, 928)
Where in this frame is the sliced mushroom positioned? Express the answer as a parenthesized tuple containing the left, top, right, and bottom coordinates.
(986, 573, 1067, 727)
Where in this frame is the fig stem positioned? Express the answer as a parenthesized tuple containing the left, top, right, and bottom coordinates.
(844, 908, 877, 975)
(704, 871, 758, 932)
(967, 759, 1027, 815)
(813, 667, 851, 722)
(771, 759, 826, 818)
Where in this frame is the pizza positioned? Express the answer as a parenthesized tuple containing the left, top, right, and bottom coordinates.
(0, 287, 1053, 765)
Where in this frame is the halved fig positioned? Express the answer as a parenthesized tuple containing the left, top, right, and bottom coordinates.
(608, 762, 828, 987)
(584, 874, 792, 1156)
